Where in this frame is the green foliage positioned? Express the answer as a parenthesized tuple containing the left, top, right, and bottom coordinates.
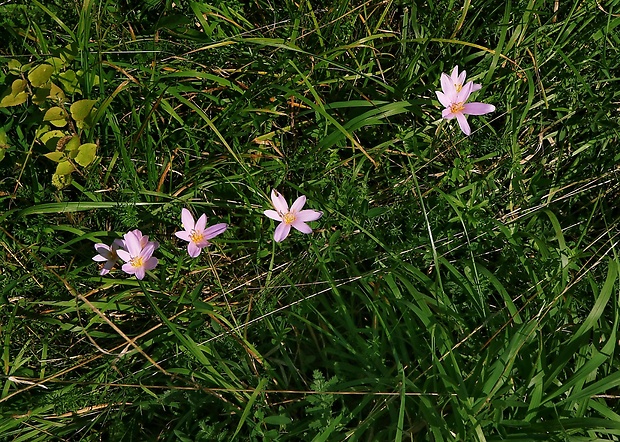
(1, 0, 620, 440)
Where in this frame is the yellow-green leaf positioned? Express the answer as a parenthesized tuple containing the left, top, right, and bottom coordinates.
(64, 136, 81, 152)
(45, 57, 65, 71)
(58, 70, 80, 94)
(33, 85, 51, 105)
(43, 151, 65, 162)
(0, 129, 9, 149)
(28, 64, 54, 87)
(49, 83, 66, 104)
(40, 130, 66, 150)
(56, 161, 75, 175)
(70, 99, 97, 121)
(51, 173, 72, 189)
(75, 143, 97, 166)
(43, 106, 68, 122)
(8, 59, 22, 75)
(0, 92, 28, 108)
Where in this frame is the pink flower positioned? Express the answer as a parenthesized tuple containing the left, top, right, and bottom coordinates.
(436, 66, 495, 136)
(264, 189, 322, 242)
(174, 208, 227, 258)
(92, 239, 125, 275)
(116, 229, 159, 280)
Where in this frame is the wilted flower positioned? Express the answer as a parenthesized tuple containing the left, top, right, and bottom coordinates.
(436, 65, 495, 135)
(92, 239, 125, 276)
(174, 208, 227, 258)
(116, 229, 159, 280)
(264, 189, 322, 242)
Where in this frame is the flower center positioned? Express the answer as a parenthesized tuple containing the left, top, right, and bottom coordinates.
(189, 230, 204, 243)
(449, 102, 465, 114)
(130, 256, 144, 268)
(282, 212, 296, 224)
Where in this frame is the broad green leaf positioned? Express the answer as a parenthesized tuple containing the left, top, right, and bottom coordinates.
(0, 129, 9, 149)
(0, 92, 28, 108)
(8, 59, 21, 74)
(58, 70, 80, 94)
(55, 161, 74, 175)
(263, 415, 292, 426)
(10, 79, 27, 94)
(51, 173, 72, 189)
(45, 57, 65, 71)
(28, 64, 54, 87)
(32, 85, 51, 105)
(43, 107, 68, 122)
(43, 151, 65, 162)
(49, 83, 66, 104)
(70, 99, 97, 121)
(40, 130, 66, 150)
(75, 143, 97, 166)
(64, 136, 81, 152)
(0, 149, 5, 162)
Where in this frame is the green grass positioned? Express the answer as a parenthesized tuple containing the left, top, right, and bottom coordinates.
(1, 0, 620, 440)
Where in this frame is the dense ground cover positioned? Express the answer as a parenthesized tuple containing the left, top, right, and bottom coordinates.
(1, 0, 620, 440)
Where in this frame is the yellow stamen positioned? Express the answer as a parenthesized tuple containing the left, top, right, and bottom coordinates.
(282, 212, 296, 224)
(450, 102, 465, 114)
(189, 230, 204, 243)
(130, 256, 144, 268)
(455, 83, 462, 92)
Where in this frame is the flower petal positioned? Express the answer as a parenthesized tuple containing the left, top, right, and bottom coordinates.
(143, 257, 158, 271)
(195, 213, 207, 233)
(291, 220, 312, 234)
(112, 238, 126, 251)
(116, 249, 132, 263)
(93, 254, 108, 262)
(290, 195, 306, 213)
(455, 113, 471, 136)
(457, 70, 466, 86)
(436, 91, 452, 108)
(457, 81, 473, 102)
(440, 73, 456, 96)
(296, 209, 322, 222)
(462, 102, 495, 115)
(450, 65, 460, 83)
(140, 242, 156, 260)
(123, 231, 142, 256)
(264, 210, 283, 221)
(273, 222, 291, 242)
(470, 82, 482, 92)
(188, 242, 201, 257)
(175, 231, 191, 241)
(121, 262, 136, 275)
(181, 208, 195, 232)
(203, 223, 227, 240)
(135, 267, 146, 280)
(271, 189, 289, 213)
(442, 108, 456, 119)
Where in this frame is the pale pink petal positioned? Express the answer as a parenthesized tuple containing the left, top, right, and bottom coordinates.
(273, 222, 291, 242)
(463, 102, 495, 115)
(457, 70, 466, 86)
(121, 262, 136, 275)
(93, 254, 108, 262)
(123, 231, 142, 256)
(264, 210, 283, 221)
(296, 209, 322, 222)
(134, 266, 146, 280)
(455, 113, 471, 135)
(175, 231, 191, 241)
(102, 260, 116, 273)
(436, 91, 452, 108)
(291, 220, 312, 234)
(440, 73, 456, 96)
(450, 66, 460, 82)
(290, 195, 306, 213)
(195, 213, 207, 233)
(271, 189, 289, 213)
(112, 238, 125, 250)
(181, 208, 195, 232)
(203, 223, 227, 240)
(94, 243, 110, 255)
(140, 242, 156, 260)
(442, 108, 456, 119)
(116, 249, 132, 263)
(143, 257, 158, 271)
(457, 81, 473, 102)
(471, 82, 482, 92)
(188, 242, 201, 257)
